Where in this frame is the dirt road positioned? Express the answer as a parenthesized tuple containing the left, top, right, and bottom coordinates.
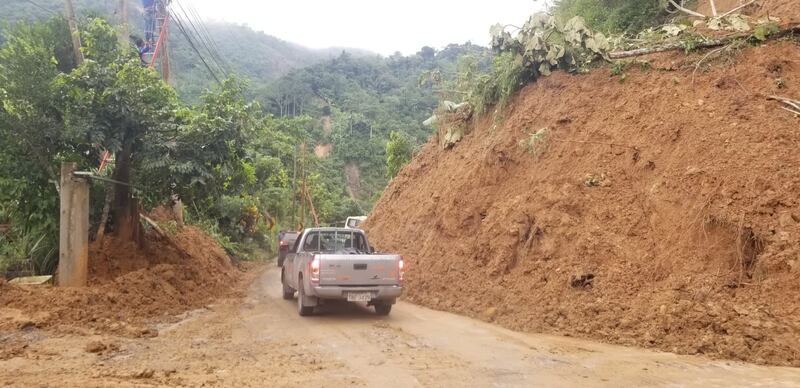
(2, 266, 800, 387)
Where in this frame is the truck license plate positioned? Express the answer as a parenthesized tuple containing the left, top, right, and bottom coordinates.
(346, 293, 372, 302)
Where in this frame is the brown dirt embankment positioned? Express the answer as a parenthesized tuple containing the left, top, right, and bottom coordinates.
(365, 40, 800, 366)
(0, 211, 249, 336)
(696, 0, 800, 23)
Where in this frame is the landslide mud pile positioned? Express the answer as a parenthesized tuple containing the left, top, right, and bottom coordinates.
(365, 41, 800, 366)
(0, 211, 243, 336)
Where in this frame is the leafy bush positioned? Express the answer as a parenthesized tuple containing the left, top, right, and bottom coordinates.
(469, 14, 609, 114)
(471, 51, 532, 114)
(518, 127, 551, 157)
(0, 225, 57, 277)
(386, 131, 412, 178)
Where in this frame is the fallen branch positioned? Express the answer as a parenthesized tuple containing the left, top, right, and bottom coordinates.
(669, 0, 708, 17)
(768, 95, 800, 109)
(691, 45, 730, 85)
(140, 214, 191, 258)
(779, 106, 800, 115)
(609, 24, 799, 59)
(768, 95, 800, 115)
(733, 79, 750, 94)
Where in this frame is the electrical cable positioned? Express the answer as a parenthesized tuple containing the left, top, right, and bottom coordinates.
(185, 1, 230, 73)
(24, 0, 56, 15)
(169, 10, 223, 84)
(171, 10, 227, 79)
(172, 0, 228, 77)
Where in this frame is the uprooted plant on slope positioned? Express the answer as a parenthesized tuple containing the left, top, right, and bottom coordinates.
(476, 14, 610, 112)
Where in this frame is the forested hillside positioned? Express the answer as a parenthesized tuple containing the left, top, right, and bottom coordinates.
(1, 1, 484, 210)
(261, 43, 490, 207)
(0, 0, 367, 99)
(0, 1, 490, 274)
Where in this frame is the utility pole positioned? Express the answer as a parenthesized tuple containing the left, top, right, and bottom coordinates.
(299, 143, 306, 230)
(161, 20, 170, 82)
(159, 1, 171, 83)
(64, 0, 83, 66)
(116, 0, 128, 44)
(58, 163, 89, 287)
(291, 145, 297, 229)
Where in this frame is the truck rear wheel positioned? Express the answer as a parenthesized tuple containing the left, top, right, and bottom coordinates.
(297, 277, 314, 316)
(281, 273, 295, 300)
(374, 303, 392, 316)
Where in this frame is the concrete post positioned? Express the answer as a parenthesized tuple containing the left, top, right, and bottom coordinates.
(58, 162, 89, 287)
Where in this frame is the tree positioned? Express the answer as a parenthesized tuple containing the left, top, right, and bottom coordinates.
(418, 46, 436, 61)
(0, 18, 87, 274)
(386, 131, 411, 179)
(59, 18, 179, 241)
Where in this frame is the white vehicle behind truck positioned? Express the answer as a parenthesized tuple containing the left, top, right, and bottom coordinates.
(281, 227, 404, 316)
(344, 216, 366, 229)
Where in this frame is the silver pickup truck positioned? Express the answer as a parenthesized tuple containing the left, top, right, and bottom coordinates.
(280, 227, 404, 316)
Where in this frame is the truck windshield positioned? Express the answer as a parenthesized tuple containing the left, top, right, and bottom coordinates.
(302, 231, 368, 254)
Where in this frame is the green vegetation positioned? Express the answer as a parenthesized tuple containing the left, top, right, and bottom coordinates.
(518, 128, 551, 158)
(462, 14, 609, 115)
(0, 3, 486, 274)
(551, 0, 670, 35)
(386, 131, 412, 179)
(261, 44, 489, 209)
(0, 15, 318, 273)
(0, 0, 354, 103)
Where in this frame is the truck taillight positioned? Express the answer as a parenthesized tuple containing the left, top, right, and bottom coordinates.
(279, 240, 287, 246)
(398, 258, 405, 282)
(310, 255, 320, 284)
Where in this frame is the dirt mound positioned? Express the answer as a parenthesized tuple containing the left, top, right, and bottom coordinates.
(697, 0, 800, 22)
(0, 212, 245, 335)
(365, 40, 800, 366)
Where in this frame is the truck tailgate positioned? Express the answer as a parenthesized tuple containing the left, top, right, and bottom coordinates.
(318, 254, 400, 286)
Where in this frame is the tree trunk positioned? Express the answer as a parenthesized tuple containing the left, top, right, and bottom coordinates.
(609, 24, 800, 59)
(94, 182, 115, 242)
(111, 141, 141, 244)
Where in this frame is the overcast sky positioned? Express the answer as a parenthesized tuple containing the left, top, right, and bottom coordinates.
(186, 0, 545, 55)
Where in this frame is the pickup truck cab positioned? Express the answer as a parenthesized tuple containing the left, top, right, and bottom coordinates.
(281, 227, 404, 316)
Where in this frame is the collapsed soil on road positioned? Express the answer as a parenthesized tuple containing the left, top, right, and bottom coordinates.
(6, 267, 799, 387)
(365, 40, 800, 366)
(0, 210, 247, 338)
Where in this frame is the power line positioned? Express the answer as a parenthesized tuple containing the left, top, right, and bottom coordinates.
(170, 10, 226, 80)
(24, 0, 56, 15)
(185, 1, 229, 72)
(178, 0, 225, 63)
(172, 0, 228, 77)
(169, 10, 222, 85)
(170, 0, 226, 74)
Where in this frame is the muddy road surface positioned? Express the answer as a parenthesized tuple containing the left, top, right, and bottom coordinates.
(2, 266, 799, 387)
